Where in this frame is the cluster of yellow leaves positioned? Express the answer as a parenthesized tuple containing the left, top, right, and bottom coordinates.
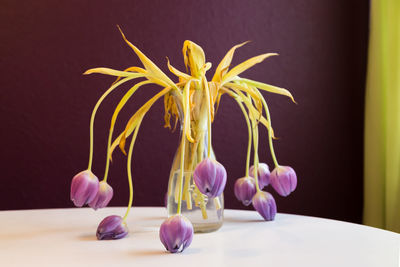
(84, 27, 295, 161)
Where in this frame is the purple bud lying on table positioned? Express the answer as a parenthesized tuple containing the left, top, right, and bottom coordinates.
(96, 215, 128, 240)
(159, 214, 194, 253)
(234, 176, 257, 206)
(70, 170, 99, 207)
(249, 163, 271, 189)
(270, 166, 297, 197)
(89, 181, 113, 210)
(252, 191, 277, 221)
(193, 158, 227, 198)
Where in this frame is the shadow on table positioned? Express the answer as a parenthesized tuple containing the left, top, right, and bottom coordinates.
(223, 215, 264, 224)
(129, 247, 202, 257)
(78, 233, 97, 241)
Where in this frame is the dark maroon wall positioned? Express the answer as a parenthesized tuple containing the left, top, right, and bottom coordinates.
(0, 0, 369, 223)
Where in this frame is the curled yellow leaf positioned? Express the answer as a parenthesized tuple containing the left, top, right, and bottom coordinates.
(166, 57, 192, 81)
(113, 86, 173, 156)
(182, 40, 206, 77)
(240, 78, 296, 103)
(212, 41, 249, 82)
(117, 25, 176, 89)
(83, 67, 145, 78)
(222, 53, 278, 84)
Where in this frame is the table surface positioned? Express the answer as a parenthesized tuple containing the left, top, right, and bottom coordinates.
(0, 207, 399, 267)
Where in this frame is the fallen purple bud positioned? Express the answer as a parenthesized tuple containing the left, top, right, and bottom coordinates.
(159, 214, 193, 253)
(96, 215, 128, 240)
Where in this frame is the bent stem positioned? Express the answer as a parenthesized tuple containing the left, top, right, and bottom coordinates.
(202, 77, 212, 158)
(103, 80, 152, 182)
(234, 97, 252, 177)
(251, 116, 262, 193)
(87, 76, 137, 171)
(123, 118, 143, 221)
(256, 90, 279, 168)
(177, 130, 186, 215)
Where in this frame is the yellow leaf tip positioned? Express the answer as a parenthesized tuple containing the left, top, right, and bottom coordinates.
(116, 25, 126, 39)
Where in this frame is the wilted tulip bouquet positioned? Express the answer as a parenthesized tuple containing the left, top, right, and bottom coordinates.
(70, 26, 297, 253)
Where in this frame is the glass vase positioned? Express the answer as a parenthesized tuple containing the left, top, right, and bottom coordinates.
(166, 96, 224, 232)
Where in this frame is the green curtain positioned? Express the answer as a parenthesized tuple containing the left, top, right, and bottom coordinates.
(364, 0, 400, 232)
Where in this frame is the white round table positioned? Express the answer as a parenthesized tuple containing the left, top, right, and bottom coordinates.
(0, 207, 398, 267)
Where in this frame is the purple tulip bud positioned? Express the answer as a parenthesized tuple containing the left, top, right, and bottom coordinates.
(249, 163, 270, 189)
(159, 214, 194, 253)
(89, 181, 113, 210)
(96, 215, 128, 240)
(234, 176, 257, 206)
(193, 158, 227, 198)
(252, 191, 277, 221)
(70, 170, 99, 207)
(270, 166, 297, 197)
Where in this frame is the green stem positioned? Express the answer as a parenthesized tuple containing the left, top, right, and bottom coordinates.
(87, 76, 137, 171)
(202, 77, 212, 158)
(103, 80, 151, 182)
(257, 92, 279, 167)
(234, 98, 252, 177)
(176, 80, 192, 214)
(123, 118, 143, 221)
(177, 129, 186, 214)
(251, 117, 262, 192)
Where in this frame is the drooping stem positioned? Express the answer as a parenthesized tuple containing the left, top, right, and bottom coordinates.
(87, 76, 137, 171)
(123, 118, 143, 221)
(103, 80, 151, 182)
(176, 80, 192, 214)
(234, 98, 252, 177)
(202, 77, 212, 158)
(256, 91, 279, 167)
(177, 130, 186, 214)
(251, 116, 262, 192)
(184, 137, 200, 210)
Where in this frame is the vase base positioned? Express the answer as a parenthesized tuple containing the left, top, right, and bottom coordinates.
(193, 221, 223, 233)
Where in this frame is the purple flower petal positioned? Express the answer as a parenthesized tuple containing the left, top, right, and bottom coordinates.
(270, 166, 297, 197)
(249, 163, 271, 189)
(70, 170, 99, 207)
(193, 158, 227, 198)
(252, 191, 277, 221)
(96, 215, 128, 240)
(234, 176, 257, 206)
(159, 214, 194, 253)
(89, 181, 113, 210)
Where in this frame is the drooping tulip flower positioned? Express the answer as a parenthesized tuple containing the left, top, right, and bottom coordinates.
(193, 158, 227, 198)
(249, 163, 271, 189)
(252, 191, 277, 221)
(70, 170, 99, 207)
(89, 181, 113, 210)
(234, 176, 257, 206)
(96, 215, 128, 240)
(159, 214, 194, 253)
(270, 166, 297, 197)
